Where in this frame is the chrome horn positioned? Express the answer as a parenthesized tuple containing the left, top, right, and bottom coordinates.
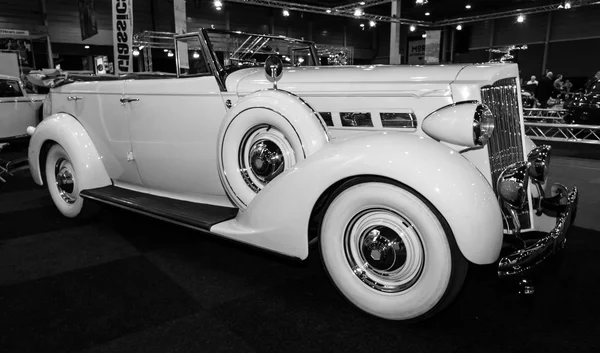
(496, 161, 529, 211)
(527, 145, 551, 183)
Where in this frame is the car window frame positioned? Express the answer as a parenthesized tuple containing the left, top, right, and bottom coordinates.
(0, 79, 25, 98)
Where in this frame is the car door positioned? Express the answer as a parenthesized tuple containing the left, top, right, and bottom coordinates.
(53, 79, 144, 187)
(0, 78, 37, 139)
(124, 34, 231, 205)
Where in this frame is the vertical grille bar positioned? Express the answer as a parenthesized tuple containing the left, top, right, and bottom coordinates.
(481, 78, 530, 229)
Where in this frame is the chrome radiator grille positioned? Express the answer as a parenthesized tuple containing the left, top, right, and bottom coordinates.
(481, 78, 525, 190)
(480, 78, 530, 229)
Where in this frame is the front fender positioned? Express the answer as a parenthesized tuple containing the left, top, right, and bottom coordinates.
(28, 113, 111, 190)
(212, 132, 503, 264)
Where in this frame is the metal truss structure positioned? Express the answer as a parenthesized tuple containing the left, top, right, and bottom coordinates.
(523, 108, 569, 122)
(223, 0, 428, 25)
(525, 122, 600, 144)
(224, 0, 600, 27)
(434, 0, 600, 26)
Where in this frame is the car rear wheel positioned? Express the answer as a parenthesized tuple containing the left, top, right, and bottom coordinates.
(319, 180, 468, 321)
(45, 144, 94, 218)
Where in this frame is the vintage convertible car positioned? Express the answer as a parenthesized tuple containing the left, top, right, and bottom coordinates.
(0, 74, 45, 142)
(26, 29, 578, 321)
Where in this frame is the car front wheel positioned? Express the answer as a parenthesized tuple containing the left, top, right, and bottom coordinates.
(319, 180, 468, 321)
(45, 144, 92, 218)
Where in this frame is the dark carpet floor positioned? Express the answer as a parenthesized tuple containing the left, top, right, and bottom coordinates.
(1, 141, 599, 353)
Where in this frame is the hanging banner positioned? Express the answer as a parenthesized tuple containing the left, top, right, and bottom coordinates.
(425, 30, 441, 64)
(112, 0, 133, 75)
(79, 0, 99, 40)
(408, 39, 425, 65)
(0, 29, 30, 36)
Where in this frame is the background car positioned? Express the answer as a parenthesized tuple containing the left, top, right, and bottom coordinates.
(0, 74, 46, 142)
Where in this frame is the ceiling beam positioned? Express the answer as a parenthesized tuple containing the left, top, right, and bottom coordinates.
(333, 0, 393, 12)
(434, 0, 600, 26)
(223, 0, 600, 28)
(223, 0, 428, 25)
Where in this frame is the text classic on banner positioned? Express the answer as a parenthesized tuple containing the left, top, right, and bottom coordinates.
(112, 0, 133, 74)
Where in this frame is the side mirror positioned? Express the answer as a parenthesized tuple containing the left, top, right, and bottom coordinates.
(264, 55, 283, 89)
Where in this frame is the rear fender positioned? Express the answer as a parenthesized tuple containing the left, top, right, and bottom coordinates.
(28, 113, 111, 190)
(212, 132, 503, 263)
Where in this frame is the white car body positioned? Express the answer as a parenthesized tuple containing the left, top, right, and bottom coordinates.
(0, 74, 45, 141)
(26, 30, 577, 321)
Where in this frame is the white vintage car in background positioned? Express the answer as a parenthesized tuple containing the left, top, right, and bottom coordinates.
(27, 29, 578, 321)
(0, 74, 45, 141)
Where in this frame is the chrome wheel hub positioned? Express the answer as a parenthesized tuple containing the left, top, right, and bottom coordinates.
(54, 158, 76, 204)
(344, 209, 425, 293)
(239, 125, 296, 193)
(248, 139, 284, 183)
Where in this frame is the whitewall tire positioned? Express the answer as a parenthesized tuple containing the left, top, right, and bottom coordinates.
(220, 108, 305, 209)
(319, 180, 468, 321)
(45, 144, 89, 218)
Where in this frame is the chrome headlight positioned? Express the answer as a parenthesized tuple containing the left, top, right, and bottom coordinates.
(422, 101, 495, 148)
(42, 94, 52, 119)
(473, 104, 495, 146)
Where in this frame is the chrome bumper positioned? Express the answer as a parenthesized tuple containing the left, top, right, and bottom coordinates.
(498, 186, 579, 279)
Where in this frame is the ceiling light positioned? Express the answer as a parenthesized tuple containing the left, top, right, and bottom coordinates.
(565, 2, 571, 9)
(283, 9, 290, 16)
(416, 0, 427, 4)
(326, 9, 331, 13)
(456, 24, 462, 30)
(163, 49, 168, 52)
(354, 8, 363, 17)
(359, 1, 366, 4)
(466, 4, 471, 9)
(84, 45, 90, 49)
(410, 25, 416, 32)
(360, 23, 365, 27)
(214, 0, 222, 10)
(133, 49, 140, 56)
(422, 33, 427, 38)
(138, 45, 144, 50)
(425, 12, 430, 16)
(517, 14, 524, 22)
(369, 20, 376, 27)
(167, 51, 174, 57)
(193, 52, 200, 59)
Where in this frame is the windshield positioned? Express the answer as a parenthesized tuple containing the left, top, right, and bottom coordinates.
(206, 30, 317, 73)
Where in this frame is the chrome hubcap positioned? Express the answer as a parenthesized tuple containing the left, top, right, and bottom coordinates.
(344, 209, 425, 293)
(239, 125, 296, 193)
(248, 139, 284, 183)
(54, 158, 76, 204)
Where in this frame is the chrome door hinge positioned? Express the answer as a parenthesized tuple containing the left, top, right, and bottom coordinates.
(127, 151, 135, 162)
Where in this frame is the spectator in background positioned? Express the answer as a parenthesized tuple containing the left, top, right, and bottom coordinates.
(564, 80, 573, 92)
(585, 71, 600, 91)
(553, 74, 564, 90)
(536, 71, 554, 108)
(527, 75, 538, 85)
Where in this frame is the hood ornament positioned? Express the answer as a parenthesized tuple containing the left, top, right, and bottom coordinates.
(264, 55, 283, 89)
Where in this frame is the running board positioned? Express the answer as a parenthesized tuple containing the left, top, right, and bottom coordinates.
(80, 186, 238, 231)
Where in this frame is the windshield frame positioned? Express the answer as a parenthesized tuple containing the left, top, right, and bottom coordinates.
(199, 28, 319, 92)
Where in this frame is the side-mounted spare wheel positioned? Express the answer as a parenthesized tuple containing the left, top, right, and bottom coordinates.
(319, 178, 468, 321)
(45, 144, 96, 218)
(218, 90, 329, 209)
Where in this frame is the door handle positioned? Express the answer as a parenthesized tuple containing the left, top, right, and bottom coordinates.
(120, 97, 139, 104)
(67, 96, 82, 101)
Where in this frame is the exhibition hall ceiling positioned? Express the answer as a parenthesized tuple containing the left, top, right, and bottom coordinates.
(240, 0, 586, 21)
